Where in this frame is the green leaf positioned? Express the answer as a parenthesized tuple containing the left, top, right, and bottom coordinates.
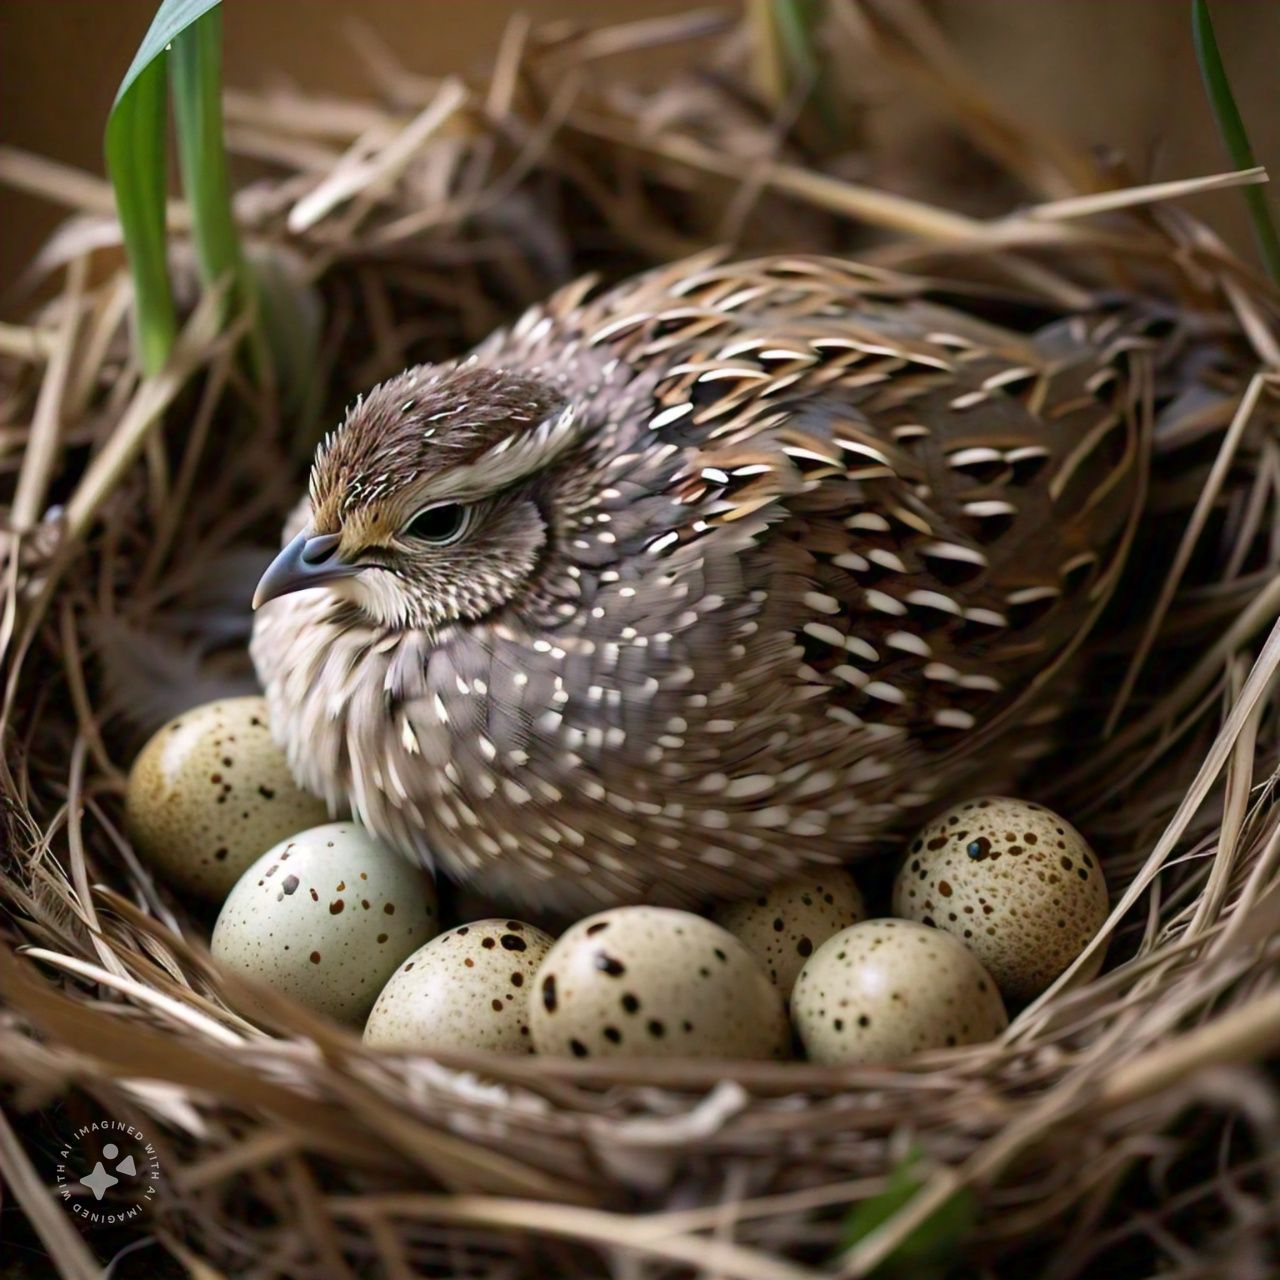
(169, 7, 240, 301)
(113, 0, 223, 109)
(105, 55, 176, 377)
(106, 0, 222, 376)
(839, 1150, 976, 1280)
(1191, 0, 1280, 282)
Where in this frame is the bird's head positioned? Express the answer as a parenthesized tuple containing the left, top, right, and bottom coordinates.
(253, 362, 578, 633)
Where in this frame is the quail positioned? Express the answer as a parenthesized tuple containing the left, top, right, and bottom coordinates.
(251, 253, 1150, 912)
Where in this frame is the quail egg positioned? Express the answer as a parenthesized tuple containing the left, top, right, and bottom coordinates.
(364, 919, 555, 1053)
(792, 919, 1008, 1065)
(892, 796, 1109, 1001)
(714, 870, 866, 998)
(125, 696, 330, 898)
(530, 906, 788, 1061)
(211, 821, 436, 1024)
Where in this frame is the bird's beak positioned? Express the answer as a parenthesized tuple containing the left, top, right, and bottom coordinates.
(253, 531, 361, 609)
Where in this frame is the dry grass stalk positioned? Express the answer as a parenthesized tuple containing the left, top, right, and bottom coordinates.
(1, 5, 1279, 1277)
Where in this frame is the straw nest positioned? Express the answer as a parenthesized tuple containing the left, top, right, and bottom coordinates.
(2, 7, 1280, 1278)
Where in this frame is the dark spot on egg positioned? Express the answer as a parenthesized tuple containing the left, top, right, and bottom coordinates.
(647, 1019, 666, 1038)
(511, 972, 524, 987)
(967, 837, 991, 860)
(603, 1026, 622, 1044)
(586, 921, 610, 936)
(281, 875, 299, 895)
(569, 1039, 589, 1058)
(797, 936, 813, 957)
(384, 903, 395, 915)
(329, 899, 344, 915)
(541, 975, 558, 1012)
(309, 951, 321, 964)
(500, 934, 527, 952)
(621, 993, 640, 1014)
(595, 953, 625, 976)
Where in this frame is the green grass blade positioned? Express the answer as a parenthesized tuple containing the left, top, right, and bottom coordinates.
(169, 7, 240, 300)
(107, 0, 224, 375)
(113, 0, 223, 109)
(1192, 0, 1280, 282)
(105, 56, 176, 377)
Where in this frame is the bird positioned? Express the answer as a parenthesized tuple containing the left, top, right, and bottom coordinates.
(250, 251, 1159, 913)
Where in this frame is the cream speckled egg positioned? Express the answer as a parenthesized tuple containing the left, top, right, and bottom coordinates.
(211, 822, 437, 1024)
(792, 919, 1008, 1065)
(364, 919, 555, 1052)
(892, 796, 1109, 1001)
(530, 907, 788, 1060)
(714, 870, 866, 998)
(126, 696, 330, 898)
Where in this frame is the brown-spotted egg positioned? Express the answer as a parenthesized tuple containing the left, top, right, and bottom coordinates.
(364, 919, 555, 1052)
(530, 907, 788, 1060)
(714, 870, 866, 998)
(126, 696, 330, 898)
(892, 796, 1109, 1001)
(792, 919, 1008, 1065)
(211, 821, 436, 1024)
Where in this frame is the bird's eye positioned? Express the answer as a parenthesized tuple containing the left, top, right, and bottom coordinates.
(404, 503, 470, 544)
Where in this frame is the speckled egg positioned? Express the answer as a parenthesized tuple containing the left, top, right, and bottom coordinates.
(892, 796, 1109, 1001)
(211, 821, 437, 1024)
(364, 919, 555, 1053)
(530, 906, 788, 1061)
(713, 870, 867, 998)
(792, 919, 1008, 1065)
(125, 696, 330, 899)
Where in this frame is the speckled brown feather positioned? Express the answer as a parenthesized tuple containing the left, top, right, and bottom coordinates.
(251, 253, 1156, 910)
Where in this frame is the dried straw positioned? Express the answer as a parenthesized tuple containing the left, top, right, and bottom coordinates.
(1, 5, 1279, 1277)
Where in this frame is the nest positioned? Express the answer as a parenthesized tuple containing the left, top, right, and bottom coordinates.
(3, 6, 1280, 1277)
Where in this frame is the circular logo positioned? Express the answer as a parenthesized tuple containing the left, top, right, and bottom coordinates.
(55, 1120, 161, 1226)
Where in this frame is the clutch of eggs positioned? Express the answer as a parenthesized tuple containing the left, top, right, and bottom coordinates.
(121, 699, 1101, 1064)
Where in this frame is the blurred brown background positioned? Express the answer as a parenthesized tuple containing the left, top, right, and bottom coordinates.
(2, 0, 1279, 289)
